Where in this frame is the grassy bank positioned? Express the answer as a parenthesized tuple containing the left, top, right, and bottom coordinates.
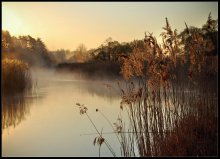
(2, 58, 32, 95)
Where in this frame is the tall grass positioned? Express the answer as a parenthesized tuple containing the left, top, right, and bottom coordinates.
(2, 58, 32, 95)
(116, 74, 217, 156)
(76, 17, 217, 157)
(117, 18, 217, 156)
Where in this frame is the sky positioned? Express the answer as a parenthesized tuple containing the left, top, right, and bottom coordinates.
(2, 2, 218, 51)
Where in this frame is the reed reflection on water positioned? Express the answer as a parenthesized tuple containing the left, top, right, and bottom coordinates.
(2, 69, 217, 157)
(2, 69, 123, 157)
(2, 95, 32, 131)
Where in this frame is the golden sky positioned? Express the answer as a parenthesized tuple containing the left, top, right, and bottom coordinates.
(2, 2, 218, 51)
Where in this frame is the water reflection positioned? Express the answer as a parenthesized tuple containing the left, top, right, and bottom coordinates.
(2, 70, 123, 157)
(2, 95, 32, 131)
(76, 80, 121, 100)
(48, 70, 121, 101)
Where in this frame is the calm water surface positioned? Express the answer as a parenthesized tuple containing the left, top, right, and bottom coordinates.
(2, 69, 124, 157)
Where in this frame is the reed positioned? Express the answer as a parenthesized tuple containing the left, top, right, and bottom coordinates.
(75, 16, 217, 157)
(117, 17, 217, 157)
(2, 58, 32, 95)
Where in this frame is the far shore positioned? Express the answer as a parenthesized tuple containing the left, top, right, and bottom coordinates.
(55, 61, 123, 80)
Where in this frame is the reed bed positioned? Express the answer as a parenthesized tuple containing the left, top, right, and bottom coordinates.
(116, 18, 217, 157)
(76, 17, 217, 157)
(116, 73, 217, 156)
(2, 58, 32, 95)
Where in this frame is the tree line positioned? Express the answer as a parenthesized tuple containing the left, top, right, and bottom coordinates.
(2, 13, 217, 68)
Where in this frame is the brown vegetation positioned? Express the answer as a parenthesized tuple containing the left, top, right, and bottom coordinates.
(2, 58, 32, 94)
(117, 15, 217, 157)
(77, 14, 217, 157)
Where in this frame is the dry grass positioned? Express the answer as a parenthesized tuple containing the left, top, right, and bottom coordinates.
(76, 16, 217, 157)
(117, 18, 217, 157)
(158, 113, 217, 156)
(2, 58, 32, 95)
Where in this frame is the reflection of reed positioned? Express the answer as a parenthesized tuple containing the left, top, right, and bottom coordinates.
(2, 95, 32, 130)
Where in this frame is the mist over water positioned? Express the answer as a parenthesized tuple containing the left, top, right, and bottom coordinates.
(2, 68, 124, 157)
(2, 11, 218, 156)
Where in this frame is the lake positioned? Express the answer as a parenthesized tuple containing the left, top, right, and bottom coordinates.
(3, 68, 217, 157)
(2, 69, 126, 157)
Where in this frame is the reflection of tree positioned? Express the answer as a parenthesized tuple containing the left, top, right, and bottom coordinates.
(77, 81, 121, 102)
(2, 95, 32, 130)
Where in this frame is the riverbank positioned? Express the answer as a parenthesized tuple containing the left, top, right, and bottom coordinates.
(55, 61, 122, 80)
